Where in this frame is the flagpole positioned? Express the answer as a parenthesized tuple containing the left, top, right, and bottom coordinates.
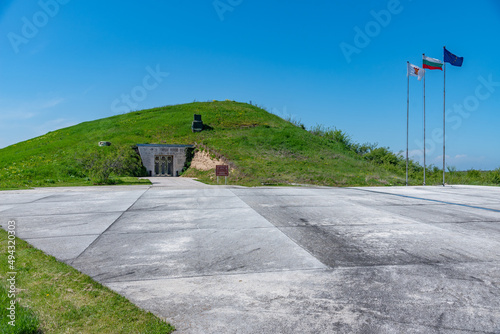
(443, 47, 446, 187)
(406, 62, 410, 187)
(423, 53, 426, 186)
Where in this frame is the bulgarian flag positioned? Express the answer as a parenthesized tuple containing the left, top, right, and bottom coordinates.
(423, 55, 443, 71)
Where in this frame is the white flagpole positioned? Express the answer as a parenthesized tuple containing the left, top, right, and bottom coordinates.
(443, 47, 446, 187)
(406, 62, 410, 186)
(423, 54, 426, 186)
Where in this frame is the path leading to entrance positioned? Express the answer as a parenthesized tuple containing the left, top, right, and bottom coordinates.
(1, 184, 500, 333)
(142, 177, 215, 188)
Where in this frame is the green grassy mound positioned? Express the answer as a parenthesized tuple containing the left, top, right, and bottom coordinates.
(0, 101, 404, 189)
(0, 101, 498, 189)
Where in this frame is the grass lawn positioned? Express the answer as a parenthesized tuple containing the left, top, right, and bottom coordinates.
(0, 229, 174, 333)
(0, 101, 404, 190)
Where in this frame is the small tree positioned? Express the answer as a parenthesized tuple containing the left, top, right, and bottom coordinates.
(77, 145, 145, 184)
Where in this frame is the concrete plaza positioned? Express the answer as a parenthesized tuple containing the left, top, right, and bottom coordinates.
(1, 180, 499, 333)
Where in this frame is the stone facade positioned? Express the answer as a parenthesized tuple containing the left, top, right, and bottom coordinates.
(137, 144, 193, 177)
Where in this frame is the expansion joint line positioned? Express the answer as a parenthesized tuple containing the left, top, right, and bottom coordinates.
(229, 189, 333, 270)
(69, 186, 152, 264)
(351, 188, 500, 213)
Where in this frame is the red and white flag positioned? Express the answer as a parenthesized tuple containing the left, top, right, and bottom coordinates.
(407, 63, 424, 81)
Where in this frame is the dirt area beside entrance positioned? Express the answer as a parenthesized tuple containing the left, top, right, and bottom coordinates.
(189, 150, 225, 171)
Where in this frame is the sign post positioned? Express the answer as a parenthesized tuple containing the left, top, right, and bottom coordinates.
(216, 165, 229, 185)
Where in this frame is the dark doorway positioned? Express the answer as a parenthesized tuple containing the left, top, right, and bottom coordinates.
(154, 155, 174, 176)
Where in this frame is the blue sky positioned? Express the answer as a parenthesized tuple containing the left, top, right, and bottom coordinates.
(1, 0, 499, 170)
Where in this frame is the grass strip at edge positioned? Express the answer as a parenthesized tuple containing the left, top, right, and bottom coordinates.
(0, 229, 175, 334)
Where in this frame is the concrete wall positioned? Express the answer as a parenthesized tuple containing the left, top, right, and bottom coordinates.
(137, 144, 193, 177)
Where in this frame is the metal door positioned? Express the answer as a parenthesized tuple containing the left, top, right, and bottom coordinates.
(154, 155, 173, 176)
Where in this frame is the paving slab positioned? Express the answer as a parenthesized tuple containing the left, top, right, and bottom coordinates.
(236, 189, 437, 208)
(2, 192, 133, 263)
(433, 221, 500, 240)
(378, 203, 500, 223)
(280, 223, 500, 267)
(142, 188, 235, 199)
(9, 212, 123, 239)
(355, 186, 500, 207)
(33, 185, 151, 192)
(0, 205, 14, 213)
(109, 207, 272, 233)
(1, 198, 138, 217)
(128, 195, 248, 211)
(0, 192, 52, 205)
(25, 235, 101, 261)
(71, 227, 326, 282)
(234, 198, 420, 227)
(230, 187, 337, 197)
(108, 262, 500, 334)
(143, 177, 214, 188)
(31, 190, 148, 203)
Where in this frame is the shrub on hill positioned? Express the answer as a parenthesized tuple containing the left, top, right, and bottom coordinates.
(76, 145, 147, 184)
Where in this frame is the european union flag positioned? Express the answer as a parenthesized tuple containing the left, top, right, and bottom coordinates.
(444, 48, 463, 67)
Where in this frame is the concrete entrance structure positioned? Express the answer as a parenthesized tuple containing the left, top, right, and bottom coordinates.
(137, 144, 193, 177)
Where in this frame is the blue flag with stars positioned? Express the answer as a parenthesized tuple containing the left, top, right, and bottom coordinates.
(444, 48, 463, 67)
